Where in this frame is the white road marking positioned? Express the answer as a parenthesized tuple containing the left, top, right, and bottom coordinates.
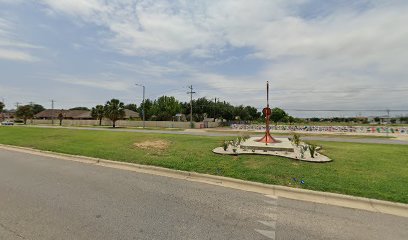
(255, 229, 276, 239)
(258, 220, 276, 229)
(255, 195, 278, 239)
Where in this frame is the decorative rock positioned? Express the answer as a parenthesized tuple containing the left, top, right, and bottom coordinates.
(213, 137, 332, 163)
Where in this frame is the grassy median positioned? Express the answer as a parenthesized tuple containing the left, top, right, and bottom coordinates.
(0, 126, 407, 203)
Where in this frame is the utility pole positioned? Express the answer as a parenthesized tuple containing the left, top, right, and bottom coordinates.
(15, 102, 21, 109)
(135, 84, 145, 128)
(187, 85, 196, 128)
(51, 99, 55, 125)
(213, 97, 218, 120)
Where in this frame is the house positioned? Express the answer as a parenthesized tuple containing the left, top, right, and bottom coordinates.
(123, 109, 139, 119)
(174, 113, 187, 122)
(35, 109, 92, 120)
(35, 109, 139, 120)
(1, 110, 16, 120)
(203, 117, 215, 122)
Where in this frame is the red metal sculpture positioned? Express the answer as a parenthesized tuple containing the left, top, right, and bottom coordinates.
(257, 81, 280, 145)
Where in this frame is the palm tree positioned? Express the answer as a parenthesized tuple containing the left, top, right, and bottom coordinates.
(104, 99, 125, 128)
(91, 105, 105, 126)
(57, 112, 64, 126)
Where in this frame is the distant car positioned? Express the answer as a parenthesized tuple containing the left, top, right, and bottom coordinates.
(1, 121, 14, 126)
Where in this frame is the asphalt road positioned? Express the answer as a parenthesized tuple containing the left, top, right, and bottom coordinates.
(20, 125, 408, 145)
(0, 149, 407, 240)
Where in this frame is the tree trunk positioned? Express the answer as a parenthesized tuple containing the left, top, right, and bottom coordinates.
(112, 120, 116, 128)
(24, 118, 27, 125)
(59, 119, 62, 126)
(99, 118, 102, 126)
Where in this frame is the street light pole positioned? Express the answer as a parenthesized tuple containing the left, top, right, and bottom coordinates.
(135, 84, 145, 128)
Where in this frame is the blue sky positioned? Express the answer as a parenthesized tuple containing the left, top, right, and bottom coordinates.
(0, 0, 407, 117)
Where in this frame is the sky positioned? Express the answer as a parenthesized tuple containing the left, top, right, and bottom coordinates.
(0, 0, 407, 117)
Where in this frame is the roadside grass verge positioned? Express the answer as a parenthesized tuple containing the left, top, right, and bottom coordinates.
(19, 124, 183, 131)
(0, 126, 407, 203)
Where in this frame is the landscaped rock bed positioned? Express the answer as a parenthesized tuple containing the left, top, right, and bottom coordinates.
(213, 137, 332, 163)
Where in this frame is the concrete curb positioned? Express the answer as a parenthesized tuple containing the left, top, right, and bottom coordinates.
(1, 144, 407, 218)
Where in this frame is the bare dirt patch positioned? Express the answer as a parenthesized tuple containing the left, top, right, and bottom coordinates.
(133, 140, 170, 151)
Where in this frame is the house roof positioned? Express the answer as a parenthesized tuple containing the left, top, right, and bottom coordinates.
(124, 109, 139, 118)
(35, 109, 91, 119)
(75, 111, 92, 119)
(35, 109, 138, 119)
(65, 110, 91, 118)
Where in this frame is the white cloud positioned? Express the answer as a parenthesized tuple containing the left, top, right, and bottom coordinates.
(53, 74, 131, 91)
(36, 1, 408, 69)
(0, 17, 40, 62)
(0, 49, 38, 62)
(2, 0, 408, 112)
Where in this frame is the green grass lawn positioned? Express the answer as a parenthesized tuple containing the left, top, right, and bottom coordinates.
(1, 126, 407, 203)
(22, 124, 184, 131)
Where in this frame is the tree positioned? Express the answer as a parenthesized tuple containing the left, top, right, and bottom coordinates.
(69, 107, 90, 111)
(192, 97, 213, 119)
(220, 103, 235, 121)
(270, 107, 288, 125)
(245, 106, 261, 121)
(32, 104, 45, 115)
(287, 116, 295, 125)
(150, 96, 182, 121)
(104, 99, 125, 128)
(57, 112, 64, 126)
(0, 101, 4, 121)
(0, 101, 5, 113)
(400, 116, 408, 124)
(234, 105, 250, 121)
(91, 105, 105, 126)
(16, 105, 33, 124)
(374, 117, 381, 123)
(138, 99, 153, 120)
(310, 117, 320, 122)
(124, 103, 138, 112)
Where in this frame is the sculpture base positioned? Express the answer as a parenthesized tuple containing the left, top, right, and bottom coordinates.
(241, 137, 293, 152)
(212, 138, 332, 162)
(256, 132, 281, 144)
